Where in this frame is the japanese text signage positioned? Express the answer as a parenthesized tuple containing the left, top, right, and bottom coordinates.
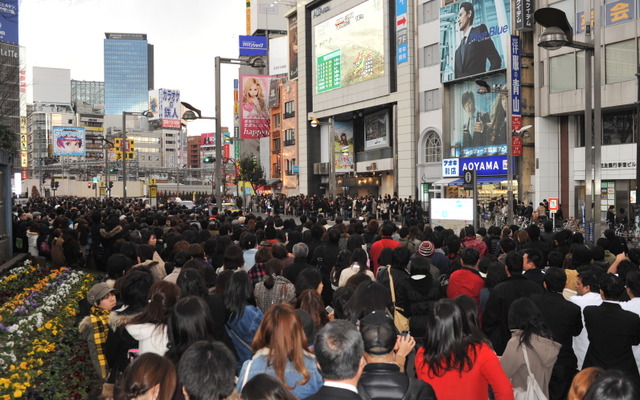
(576, 0, 636, 34)
(396, 0, 408, 65)
(515, 0, 534, 32)
(460, 155, 509, 176)
(239, 35, 268, 57)
(442, 158, 460, 177)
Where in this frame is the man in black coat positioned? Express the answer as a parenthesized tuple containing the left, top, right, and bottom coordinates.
(304, 320, 365, 400)
(531, 267, 583, 400)
(583, 273, 640, 383)
(483, 251, 545, 355)
(521, 248, 546, 288)
(283, 242, 314, 286)
(454, 2, 502, 79)
(358, 311, 436, 400)
(311, 227, 341, 306)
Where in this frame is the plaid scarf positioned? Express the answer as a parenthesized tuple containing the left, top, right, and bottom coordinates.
(90, 306, 111, 379)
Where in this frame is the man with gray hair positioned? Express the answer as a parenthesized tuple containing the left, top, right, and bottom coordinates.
(283, 242, 314, 285)
(304, 320, 365, 400)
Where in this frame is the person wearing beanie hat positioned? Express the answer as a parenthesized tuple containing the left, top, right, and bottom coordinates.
(417, 241, 435, 258)
(79, 282, 117, 396)
(358, 310, 437, 399)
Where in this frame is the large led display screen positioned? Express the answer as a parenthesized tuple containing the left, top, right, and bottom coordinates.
(314, 0, 385, 94)
(53, 126, 86, 156)
(450, 74, 507, 158)
(440, 0, 510, 83)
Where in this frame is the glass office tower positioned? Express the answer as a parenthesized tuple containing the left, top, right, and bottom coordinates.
(103, 33, 154, 115)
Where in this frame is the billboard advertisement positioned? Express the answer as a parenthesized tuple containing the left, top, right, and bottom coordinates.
(201, 132, 214, 146)
(239, 35, 268, 57)
(440, 0, 510, 82)
(53, 126, 86, 156)
(289, 14, 298, 79)
(333, 121, 354, 172)
(450, 74, 507, 158)
(240, 74, 274, 139)
(0, 1, 18, 45)
(364, 109, 390, 151)
(313, 0, 385, 94)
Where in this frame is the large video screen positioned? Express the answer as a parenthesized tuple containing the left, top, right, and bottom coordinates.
(431, 198, 474, 221)
(314, 0, 385, 94)
(440, 0, 510, 83)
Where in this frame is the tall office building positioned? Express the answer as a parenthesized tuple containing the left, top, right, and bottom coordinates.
(71, 80, 104, 110)
(103, 33, 154, 115)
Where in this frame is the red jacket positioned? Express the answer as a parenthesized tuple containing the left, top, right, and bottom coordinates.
(369, 236, 401, 276)
(415, 343, 513, 400)
(461, 236, 488, 257)
(447, 267, 485, 307)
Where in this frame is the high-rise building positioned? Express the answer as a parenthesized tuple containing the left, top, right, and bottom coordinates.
(104, 33, 154, 115)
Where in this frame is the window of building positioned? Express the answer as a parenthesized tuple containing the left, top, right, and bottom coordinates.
(272, 138, 281, 153)
(284, 101, 295, 118)
(424, 130, 442, 163)
(420, 44, 439, 68)
(606, 40, 636, 84)
(273, 162, 281, 176)
(273, 113, 281, 129)
(577, 109, 636, 147)
(422, 89, 440, 112)
(419, 1, 438, 24)
(550, 53, 576, 93)
(284, 129, 295, 146)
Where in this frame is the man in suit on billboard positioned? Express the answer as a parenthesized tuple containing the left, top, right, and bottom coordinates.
(461, 90, 490, 149)
(454, 2, 502, 79)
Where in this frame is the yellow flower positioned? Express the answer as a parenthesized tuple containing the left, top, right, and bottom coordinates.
(19, 362, 27, 369)
(13, 389, 22, 398)
(44, 322, 52, 330)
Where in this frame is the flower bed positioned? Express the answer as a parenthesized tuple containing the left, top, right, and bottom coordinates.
(0, 261, 102, 399)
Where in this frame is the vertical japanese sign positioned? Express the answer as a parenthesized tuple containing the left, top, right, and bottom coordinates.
(515, 0, 534, 32)
(510, 35, 522, 157)
(396, 0, 408, 65)
(158, 88, 181, 129)
(289, 14, 298, 79)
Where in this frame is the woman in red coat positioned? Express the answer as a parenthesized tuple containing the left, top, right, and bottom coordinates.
(415, 299, 514, 400)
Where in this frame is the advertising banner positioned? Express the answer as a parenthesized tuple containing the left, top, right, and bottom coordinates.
(201, 133, 214, 147)
(314, 0, 385, 94)
(459, 155, 509, 176)
(0, 1, 18, 45)
(439, 0, 510, 82)
(515, 0, 534, 32)
(396, 0, 408, 65)
(53, 126, 86, 156)
(158, 88, 180, 129)
(239, 35, 268, 57)
(333, 121, 354, 173)
(240, 75, 274, 139)
(450, 74, 507, 158)
(364, 109, 390, 150)
(289, 14, 298, 79)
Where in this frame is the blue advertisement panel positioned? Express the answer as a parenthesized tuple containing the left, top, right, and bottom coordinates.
(450, 74, 507, 158)
(577, 1, 636, 33)
(53, 127, 86, 156)
(439, 0, 510, 82)
(0, 1, 18, 45)
(396, 0, 408, 65)
(239, 35, 268, 56)
(460, 155, 509, 176)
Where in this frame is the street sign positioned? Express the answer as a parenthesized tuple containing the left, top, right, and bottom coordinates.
(149, 178, 157, 185)
(549, 197, 559, 212)
(463, 169, 476, 191)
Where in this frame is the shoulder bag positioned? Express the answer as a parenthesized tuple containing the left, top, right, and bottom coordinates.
(513, 345, 547, 400)
(387, 266, 410, 332)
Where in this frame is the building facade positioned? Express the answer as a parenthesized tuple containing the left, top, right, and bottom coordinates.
(104, 33, 154, 115)
(71, 80, 104, 111)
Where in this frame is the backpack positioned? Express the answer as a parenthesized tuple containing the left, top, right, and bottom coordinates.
(39, 237, 51, 256)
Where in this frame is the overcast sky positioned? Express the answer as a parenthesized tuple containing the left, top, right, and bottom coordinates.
(19, 0, 247, 134)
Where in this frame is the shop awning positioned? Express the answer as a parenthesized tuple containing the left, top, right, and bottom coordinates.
(431, 178, 459, 186)
(443, 176, 507, 186)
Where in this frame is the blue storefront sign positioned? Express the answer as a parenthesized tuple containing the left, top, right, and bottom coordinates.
(239, 35, 268, 56)
(0, 0, 18, 45)
(460, 155, 510, 176)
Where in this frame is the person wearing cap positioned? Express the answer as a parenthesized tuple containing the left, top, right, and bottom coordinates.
(358, 310, 437, 400)
(79, 282, 118, 397)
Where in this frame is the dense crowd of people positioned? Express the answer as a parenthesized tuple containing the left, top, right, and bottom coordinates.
(9, 194, 640, 400)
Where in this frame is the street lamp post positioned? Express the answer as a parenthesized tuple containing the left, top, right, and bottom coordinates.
(534, 6, 602, 242)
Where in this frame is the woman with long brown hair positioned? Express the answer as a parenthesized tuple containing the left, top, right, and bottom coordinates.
(236, 304, 323, 399)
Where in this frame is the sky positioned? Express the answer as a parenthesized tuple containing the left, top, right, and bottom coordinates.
(19, 0, 248, 135)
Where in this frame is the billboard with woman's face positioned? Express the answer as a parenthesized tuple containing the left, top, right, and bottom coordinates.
(53, 126, 85, 156)
(240, 75, 274, 139)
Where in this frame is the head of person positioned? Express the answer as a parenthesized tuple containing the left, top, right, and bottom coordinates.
(421, 299, 473, 377)
(223, 244, 245, 270)
(543, 266, 567, 293)
(454, 294, 486, 345)
(381, 222, 395, 237)
(504, 250, 524, 276)
(292, 242, 309, 259)
(568, 367, 605, 400)
(178, 340, 236, 400)
(457, 2, 474, 31)
(576, 270, 601, 296)
(599, 273, 626, 301)
(295, 267, 323, 297)
(459, 247, 480, 269)
(314, 320, 365, 382)
(116, 353, 176, 400)
(119, 270, 153, 313)
(252, 304, 311, 389)
(244, 77, 264, 101)
(359, 310, 398, 361)
(130, 280, 182, 326)
(87, 282, 117, 311)
(342, 281, 392, 324)
(508, 297, 553, 349)
(297, 288, 329, 332)
(392, 246, 411, 270)
(583, 369, 640, 400)
(166, 296, 216, 365)
(241, 373, 298, 400)
(522, 248, 544, 271)
(224, 270, 252, 318)
(461, 90, 475, 113)
(176, 267, 208, 299)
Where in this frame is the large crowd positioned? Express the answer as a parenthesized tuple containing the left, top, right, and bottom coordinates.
(9, 194, 640, 400)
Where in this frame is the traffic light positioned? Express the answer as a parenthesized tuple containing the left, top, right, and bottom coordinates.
(54, 181, 59, 189)
(87, 183, 92, 188)
(203, 157, 214, 164)
(109, 181, 114, 189)
(50, 178, 55, 187)
(109, 168, 117, 173)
